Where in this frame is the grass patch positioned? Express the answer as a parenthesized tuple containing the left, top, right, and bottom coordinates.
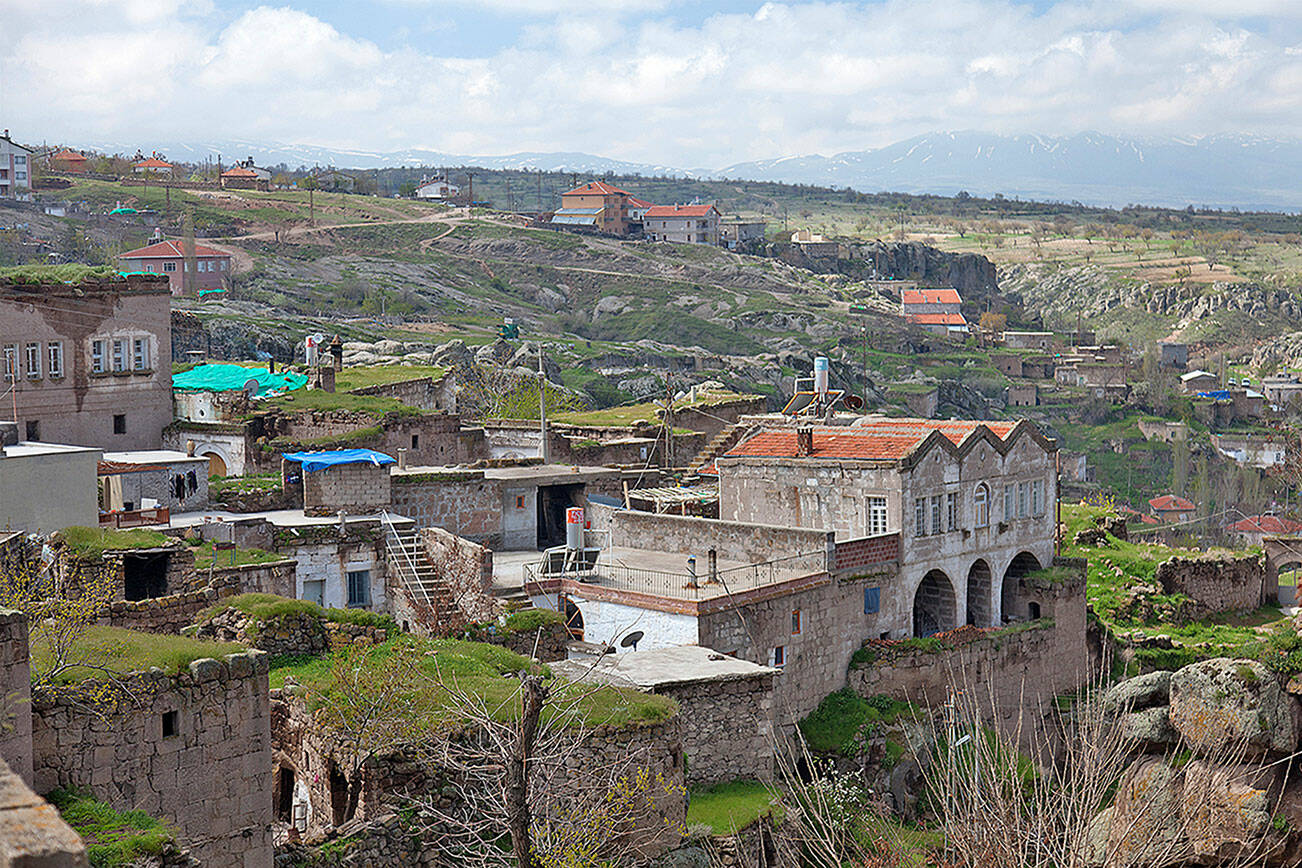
(209, 474, 280, 496)
(0, 264, 118, 284)
(798, 688, 915, 755)
(335, 364, 447, 392)
(190, 542, 283, 570)
(257, 389, 424, 417)
(271, 635, 674, 728)
(503, 608, 565, 633)
(30, 625, 245, 684)
(49, 790, 175, 868)
(196, 592, 395, 631)
(687, 779, 777, 835)
(58, 527, 170, 558)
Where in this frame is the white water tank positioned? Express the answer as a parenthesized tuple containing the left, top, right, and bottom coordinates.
(814, 356, 829, 395)
(565, 507, 585, 550)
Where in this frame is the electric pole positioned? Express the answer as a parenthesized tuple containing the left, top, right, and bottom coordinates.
(466, 171, 475, 209)
(538, 346, 549, 464)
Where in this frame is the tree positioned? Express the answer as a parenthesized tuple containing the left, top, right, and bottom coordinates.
(979, 312, 1007, 335)
(1173, 434, 1190, 497)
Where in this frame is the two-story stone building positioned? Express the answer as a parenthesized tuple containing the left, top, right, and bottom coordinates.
(717, 418, 1058, 636)
(0, 273, 173, 449)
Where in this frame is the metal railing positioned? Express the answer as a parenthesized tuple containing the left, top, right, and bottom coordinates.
(523, 548, 828, 601)
(380, 510, 431, 606)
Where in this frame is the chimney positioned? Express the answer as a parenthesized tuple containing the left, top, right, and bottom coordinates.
(397, 448, 408, 470)
(329, 335, 344, 372)
(796, 426, 814, 458)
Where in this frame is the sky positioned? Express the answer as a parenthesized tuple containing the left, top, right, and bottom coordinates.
(4, 0, 1302, 167)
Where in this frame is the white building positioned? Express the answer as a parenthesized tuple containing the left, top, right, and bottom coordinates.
(0, 131, 33, 201)
(415, 175, 460, 200)
(0, 436, 101, 533)
(644, 204, 721, 245)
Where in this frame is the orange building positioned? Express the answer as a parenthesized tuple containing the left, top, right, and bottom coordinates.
(557, 181, 634, 235)
(50, 149, 89, 173)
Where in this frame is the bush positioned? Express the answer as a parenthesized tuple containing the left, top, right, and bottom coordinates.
(503, 608, 564, 634)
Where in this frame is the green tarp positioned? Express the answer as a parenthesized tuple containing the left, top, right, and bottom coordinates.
(173, 363, 306, 395)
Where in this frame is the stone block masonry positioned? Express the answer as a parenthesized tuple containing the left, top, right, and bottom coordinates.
(31, 651, 273, 868)
(1156, 553, 1269, 620)
(655, 674, 777, 786)
(390, 470, 502, 544)
(0, 757, 87, 866)
(303, 462, 392, 515)
(0, 609, 32, 786)
(418, 526, 498, 623)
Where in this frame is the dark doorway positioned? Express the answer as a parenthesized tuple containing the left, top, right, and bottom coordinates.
(329, 761, 348, 826)
(562, 596, 584, 641)
(913, 569, 956, 638)
(537, 484, 582, 548)
(965, 559, 993, 627)
(1001, 551, 1043, 622)
(277, 767, 294, 821)
(123, 552, 169, 601)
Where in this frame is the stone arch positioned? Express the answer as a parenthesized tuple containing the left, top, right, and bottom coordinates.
(966, 559, 993, 627)
(201, 450, 227, 477)
(562, 595, 584, 641)
(913, 569, 957, 638)
(1001, 551, 1043, 622)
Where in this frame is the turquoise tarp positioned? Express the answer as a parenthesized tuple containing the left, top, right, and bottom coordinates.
(282, 449, 396, 472)
(173, 363, 307, 395)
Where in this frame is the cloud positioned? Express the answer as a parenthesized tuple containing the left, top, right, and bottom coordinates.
(6, 1, 1302, 167)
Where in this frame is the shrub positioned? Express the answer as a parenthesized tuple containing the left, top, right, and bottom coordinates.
(503, 608, 564, 634)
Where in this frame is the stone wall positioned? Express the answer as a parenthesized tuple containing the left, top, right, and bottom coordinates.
(196, 608, 389, 657)
(832, 534, 901, 575)
(390, 469, 502, 544)
(0, 609, 32, 786)
(102, 580, 239, 633)
(347, 372, 455, 412)
(303, 463, 392, 516)
(259, 409, 486, 471)
(32, 651, 273, 868)
(1156, 553, 1269, 620)
(655, 674, 776, 786)
(671, 396, 768, 439)
(492, 619, 571, 662)
(608, 509, 833, 565)
(0, 757, 87, 866)
(418, 526, 497, 624)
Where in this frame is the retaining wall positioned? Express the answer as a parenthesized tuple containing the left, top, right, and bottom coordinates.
(0, 609, 32, 785)
(418, 526, 497, 623)
(1156, 553, 1269, 620)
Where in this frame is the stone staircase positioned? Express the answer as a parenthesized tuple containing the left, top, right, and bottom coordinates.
(384, 525, 463, 633)
(686, 423, 752, 475)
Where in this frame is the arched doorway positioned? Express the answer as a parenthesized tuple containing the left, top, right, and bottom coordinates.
(1277, 562, 1302, 607)
(1002, 551, 1043, 622)
(966, 559, 993, 627)
(202, 451, 227, 477)
(562, 596, 584, 641)
(913, 569, 957, 637)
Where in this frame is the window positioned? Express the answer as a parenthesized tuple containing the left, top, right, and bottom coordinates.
(868, 496, 887, 536)
(47, 342, 63, 378)
(162, 710, 178, 738)
(91, 339, 106, 374)
(864, 586, 881, 614)
(23, 343, 39, 379)
(24, 421, 38, 441)
(411, 434, 419, 449)
(1004, 485, 1015, 521)
(1032, 480, 1045, 516)
(914, 498, 926, 537)
(974, 483, 989, 527)
(1, 345, 15, 380)
(113, 414, 126, 434)
(346, 569, 371, 607)
(132, 337, 149, 371)
(946, 492, 958, 531)
(1018, 482, 1029, 518)
(14, 172, 25, 182)
(14, 156, 25, 166)
(219, 260, 228, 271)
(770, 645, 786, 667)
(791, 609, 802, 635)
(112, 339, 127, 372)
(515, 495, 526, 510)
(930, 495, 942, 536)
(163, 261, 176, 272)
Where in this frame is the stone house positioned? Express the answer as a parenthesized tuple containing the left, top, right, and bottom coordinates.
(1262, 374, 1302, 409)
(0, 273, 173, 449)
(1006, 383, 1037, 407)
(1213, 433, 1285, 469)
(1180, 370, 1219, 394)
(718, 218, 767, 249)
(645, 204, 721, 245)
(1159, 341, 1188, 369)
(98, 449, 210, 514)
(901, 288, 968, 334)
(1149, 494, 1196, 524)
(1226, 514, 1302, 547)
(1003, 331, 1054, 350)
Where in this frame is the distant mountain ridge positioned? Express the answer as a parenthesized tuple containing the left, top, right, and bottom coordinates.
(86, 131, 1302, 211)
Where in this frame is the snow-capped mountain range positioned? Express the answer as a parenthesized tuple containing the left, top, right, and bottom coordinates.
(86, 131, 1302, 211)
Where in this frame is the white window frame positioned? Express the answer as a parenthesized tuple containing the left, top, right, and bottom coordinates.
(946, 491, 958, 531)
(1004, 485, 1015, 521)
(163, 261, 176, 272)
(914, 497, 926, 537)
(1018, 482, 1029, 518)
(132, 337, 149, 371)
(1032, 480, 1045, 517)
(23, 342, 40, 379)
(770, 645, 786, 667)
(91, 339, 106, 374)
(868, 496, 888, 536)
(47, 341, 63, 378)
(111, 339, 127, 373)
(974, 483, 989, 528)
(930, 495, 942, 536)
(2, 344, 17, 380)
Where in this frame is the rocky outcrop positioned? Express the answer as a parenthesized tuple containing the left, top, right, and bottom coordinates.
(1169, 659, 1298, 757)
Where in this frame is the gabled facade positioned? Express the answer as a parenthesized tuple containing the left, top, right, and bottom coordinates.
(718, 418, 1058, 636)
(119, 238, 233, 296)
(415, 175, 459, 200)
(559, 181, 634, 235)
(0, 131, 33, 201)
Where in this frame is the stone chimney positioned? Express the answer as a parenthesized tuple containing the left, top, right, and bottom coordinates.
(329, 335, 344, 372)
(796, 426, 814, 458)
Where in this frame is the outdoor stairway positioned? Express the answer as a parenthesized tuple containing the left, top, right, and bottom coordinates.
(384, 526, 461, 631)
(686, 423, 751, 474)
(492, 584, 532, 611)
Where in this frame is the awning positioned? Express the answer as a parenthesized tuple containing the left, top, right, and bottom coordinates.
(282, 449, 396, 472)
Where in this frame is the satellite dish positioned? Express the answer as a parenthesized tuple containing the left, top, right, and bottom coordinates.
(620, 631, 644, 651)
(242, 378, 261, 395)
(844, 395, 865, 411)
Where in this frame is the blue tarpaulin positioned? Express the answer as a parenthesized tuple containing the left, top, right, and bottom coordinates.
(1197, 390, 1232, 401)
(282, 449, 396, 472)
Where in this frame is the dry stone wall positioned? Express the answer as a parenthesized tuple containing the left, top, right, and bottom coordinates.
(0, 609, 32, 785)
(196, 608, 389, 657)
(0, 757, 87, 866)
(303, 463, 392, 516)
(656, 674, 776, 786)
(32, 651, 274, 868)
(1156, 553, 1269, 620)
(102, 580, 239, 633)
(390, 470, 502, 544)
(418, 526, 498, 623)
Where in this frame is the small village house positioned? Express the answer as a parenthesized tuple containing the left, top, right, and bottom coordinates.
(1149, 494, 1196, 524)
(553, 181, 637, 235)
(48, 148, 89, 174)
(0, 130, 33, 201)
(119, 232, 233, 297)
(415, 174, 459, 200)
(901, 288, 968, 336)
(1227, 514, 1302, 548)
(645, 204, 721, 244)
(133, 156, 174, 177)
(719, 218, 767, 249)
(220, 158, 271, 191)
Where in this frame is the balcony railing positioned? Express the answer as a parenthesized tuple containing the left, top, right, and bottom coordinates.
(523, 549, 827, 601)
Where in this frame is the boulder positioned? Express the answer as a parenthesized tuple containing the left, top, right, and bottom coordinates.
(1121, 706, 1178, 746)
(1180, 760, 1283, 863)
(1106, 757, 1184, 866)
(1169, 659, 1299, 756)
(1103, 670, 1172, 714)
(1081, 807, 1112, 868)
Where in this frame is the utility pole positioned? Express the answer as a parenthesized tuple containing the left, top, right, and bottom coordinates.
(466, 171, 475, 209)
(537, 170, 543, 211)
(538, 346, 549, 464)
(506, 176, 513, 212)
(862, 325, 869, 411)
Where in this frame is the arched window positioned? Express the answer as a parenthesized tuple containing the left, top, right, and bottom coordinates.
(974, 483, 990, 528)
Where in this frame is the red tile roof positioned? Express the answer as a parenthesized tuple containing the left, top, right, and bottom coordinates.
(120, 240, 232, 259)
(725, 418, 1020, 461)
(907, 313, 968, 326)
(221, 166, 258, 177)
(562, 181, 630, 197)
(644, 204, 718, 218)
(134, 157, 173, 168)
(1149, 494, 1195, 512)
(1227, 515, 1302, 534)
(901, 288, 961, 305)
(627, 197, 654, 208)
(52, 149, 88, 162)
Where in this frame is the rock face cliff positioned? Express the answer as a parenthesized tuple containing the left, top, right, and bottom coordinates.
(775, 240, 999, 300)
